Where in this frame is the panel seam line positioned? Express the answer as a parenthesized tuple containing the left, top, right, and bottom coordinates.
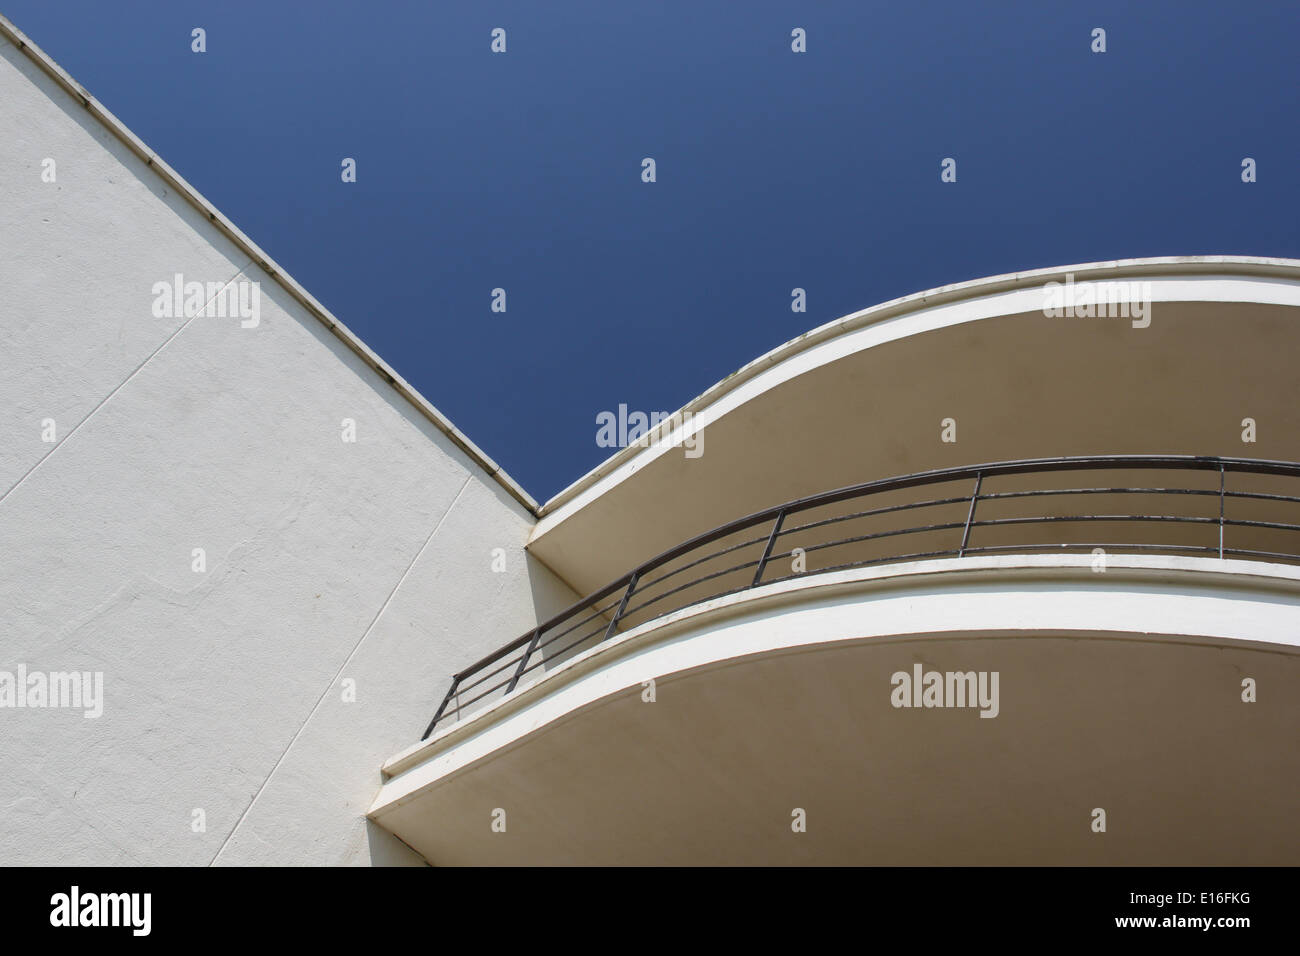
(208, 473, 474, 865)
(0, 259, 255, 507)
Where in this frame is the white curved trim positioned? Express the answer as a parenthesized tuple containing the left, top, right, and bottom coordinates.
(371, 553, 1300, 813)
(534, 257, 1300, 530)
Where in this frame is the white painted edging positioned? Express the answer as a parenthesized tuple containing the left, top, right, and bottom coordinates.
(534, 258, 1300, 532)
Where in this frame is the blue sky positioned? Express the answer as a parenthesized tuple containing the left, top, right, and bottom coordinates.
(7, 0, 1299, 500)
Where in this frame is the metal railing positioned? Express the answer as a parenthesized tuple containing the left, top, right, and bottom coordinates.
(422, 455, 1300, 738)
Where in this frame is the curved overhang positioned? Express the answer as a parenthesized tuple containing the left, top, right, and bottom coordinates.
(370, 555, 1300, 865)
(531, 256, 1300, 597)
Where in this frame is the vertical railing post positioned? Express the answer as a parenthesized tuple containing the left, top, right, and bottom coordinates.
(752, 509, 787, 587)
(505, 628, 542, 695)
(422, 675, 460, 740)
(1218, 462, 1226, 560)
(603, 571, 640, 643)
(958, 472, 983, 557)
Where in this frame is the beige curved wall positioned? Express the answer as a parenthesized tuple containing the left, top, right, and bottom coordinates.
(372, 555, 1300, 865)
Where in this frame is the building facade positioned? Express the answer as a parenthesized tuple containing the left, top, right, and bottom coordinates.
(3, 14, 1298, 865)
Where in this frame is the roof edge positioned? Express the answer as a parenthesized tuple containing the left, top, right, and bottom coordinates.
(0, 13, 539, 516)
(537, 254, 1300, 519)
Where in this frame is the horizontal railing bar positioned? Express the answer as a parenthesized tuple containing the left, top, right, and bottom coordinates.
(622, 556, 764, 620)
(772, 512, 1297, 567)
(771, 520, 969, 560)
(957, 543, 1300, 561)
(972, 514, 1300, 532)
(964, 542, 1221, 555)
(623, 579, 773, 625)
(974, 513, 1220, 526)
(1219, 517, 1300, 533)
(979, 486, 1220, 500)
(453, 650, 533, 696)
(778, 494, 973, 539)
(1222, 489, 1300, 504)
(450, 577, 635, 680)
(766, 548, 965, 582)
(532, 594, 626, 655)
(633, 530, 772, 595)
(1219, 547, 1300, 561)
(541, 619, 626, 669)
(451, 670, 532, 713)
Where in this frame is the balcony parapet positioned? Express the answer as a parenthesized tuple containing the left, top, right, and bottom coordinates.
(422, 455, 1300, 739)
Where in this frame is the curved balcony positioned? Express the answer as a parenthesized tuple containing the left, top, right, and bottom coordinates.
(527, 259, 1300, 602)
(422, 454, 1300, 739)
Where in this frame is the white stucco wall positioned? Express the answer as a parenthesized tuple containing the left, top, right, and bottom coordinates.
(0, 30, 576, 865)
